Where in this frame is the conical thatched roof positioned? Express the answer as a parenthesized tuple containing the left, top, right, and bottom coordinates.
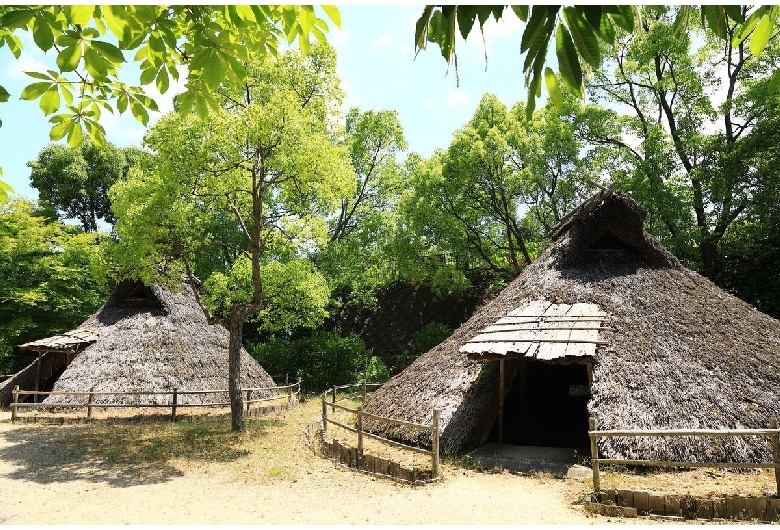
(364, 190, 780, 463)
(43, 280, 276, 406)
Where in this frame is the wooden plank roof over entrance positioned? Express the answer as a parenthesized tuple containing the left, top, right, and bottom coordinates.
(460, 300, 608, 361)
(19, 328, 100, 353)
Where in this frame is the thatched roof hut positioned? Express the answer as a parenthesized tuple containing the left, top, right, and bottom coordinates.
(40, 280, 276, 406)
(363, 189, 780, 464)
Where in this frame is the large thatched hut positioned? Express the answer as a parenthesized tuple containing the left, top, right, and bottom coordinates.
(363, 189, 780, 464)
(19, 280, 276, 406)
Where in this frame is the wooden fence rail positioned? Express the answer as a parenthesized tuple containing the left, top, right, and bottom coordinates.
(320, 382, 440, 480)
(589, 417, 780, 495)
(10, 378, 302, 422)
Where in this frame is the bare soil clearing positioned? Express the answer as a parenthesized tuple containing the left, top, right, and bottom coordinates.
(0, 401, 773, 525)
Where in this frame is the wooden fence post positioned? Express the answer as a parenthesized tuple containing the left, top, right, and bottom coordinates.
(432, 409, 440, 479)
(362, 380, 367, 403)
(171, 388, 178, 421)
(287, 382, 292, 405)
(322, 394, 328, 433)
(86, 386, 95, 419)
(246, 389, 252, 413)
(11, 385, 19, 422)
(357, 405, 364, 466)
(771, 418, 780, 496)
(332, 385, 337, 404)
(589, 416, 600, 493)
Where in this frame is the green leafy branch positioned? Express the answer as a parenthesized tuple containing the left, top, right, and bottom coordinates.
(414, 5, 776, 118)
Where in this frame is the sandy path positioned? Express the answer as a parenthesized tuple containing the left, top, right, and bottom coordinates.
(0, 406, 615, 525)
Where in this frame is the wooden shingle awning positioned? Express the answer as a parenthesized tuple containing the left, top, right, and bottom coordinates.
(460, 300, 608, 362)
(19, 328, 100, 353)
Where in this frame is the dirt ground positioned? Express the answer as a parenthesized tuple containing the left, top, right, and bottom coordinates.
(0, 401, 774, 525)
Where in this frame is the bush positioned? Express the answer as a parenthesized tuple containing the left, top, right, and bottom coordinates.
(430, 265, 471, 300)
(414, 322, 453, 353)
(247, 331, 389, 393)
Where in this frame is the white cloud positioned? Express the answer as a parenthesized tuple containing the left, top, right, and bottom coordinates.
(329, 26, 349, 48)
(371, 34, 395, 53)
(444, 90, 469, 106)
(420, 99, 436, 109)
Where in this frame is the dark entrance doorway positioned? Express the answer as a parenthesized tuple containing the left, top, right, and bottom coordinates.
(493, 358, 590, 448)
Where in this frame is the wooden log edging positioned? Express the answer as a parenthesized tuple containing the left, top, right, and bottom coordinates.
(321, 435, 435, 485)
(586, 489, 780, 522)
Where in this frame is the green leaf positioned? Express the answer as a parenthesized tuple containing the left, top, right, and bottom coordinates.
(92, 41, 125, 64)
(563, 7, 600, 68)
(49, 120, 72, 141)
(456, 6, 479, 41)
(32, 14, 55, 51)
(609, 6, 635, 32)
(116, 93, 128, 114)
(63, 5, 94, 27)
(544, 67, 563, 109)
(521, 6, 556, 53)
(750, 7, 778, 56)
(512, 6, 529, 22)
(24, 71, 53, 80)
(56, 45, 82, 72)
(0, 9, 35, 30)
(39, 87, 60, 115)
(129, 97, 150, 125)
(20, 82, 52, 101)
(0, 85, 9, 103)
(139, 66, 157, 85)
(156, 67, 170, 94)
(732, 7, 765, 46)
(67, 120, 84, 148)
(321, 5, 341, 28)
(415, 6, 435, 52)
(555, 23, 582, 97)
(702, 5, 728, 39)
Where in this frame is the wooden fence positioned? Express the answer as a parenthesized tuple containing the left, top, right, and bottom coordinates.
(9, 378, 301, 422)
(589, 417, 780, 496)
(319, 382, 440, 482)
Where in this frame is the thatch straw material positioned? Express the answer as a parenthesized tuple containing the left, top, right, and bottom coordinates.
(43, 281, 276, 406)
(363, 190, 780, 463)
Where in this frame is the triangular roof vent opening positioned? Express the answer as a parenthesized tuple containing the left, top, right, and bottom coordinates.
(105, 280, 162, 309)
(587, 230, 634, 253)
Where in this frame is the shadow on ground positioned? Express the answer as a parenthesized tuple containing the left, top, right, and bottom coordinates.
(0, 417, 282, 488)
(465, 443, 591, 479)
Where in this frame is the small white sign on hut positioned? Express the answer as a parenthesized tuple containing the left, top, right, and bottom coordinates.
(460, 299, 607, 361)
(460, 299, 608, 445)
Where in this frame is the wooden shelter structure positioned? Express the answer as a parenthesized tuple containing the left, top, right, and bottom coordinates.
(362, 189, 780, 464)
(17, 328, 100, 401)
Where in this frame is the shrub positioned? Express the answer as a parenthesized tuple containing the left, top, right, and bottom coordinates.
(430, 265, 471, 300)
(414, 321, 453, 353)
(248, 331, 389, 393)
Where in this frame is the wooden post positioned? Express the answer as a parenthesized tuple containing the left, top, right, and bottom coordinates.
(357, 405, 364, 465)
(11, 385, 19, 422)
(171, 388, 178, 421)
(34, 352, 42, 403)
(432, 409, 440, 479)
(589, 417, 600, 493)
(287, 381, 292, 405)
(771, 418, 780, 496)
(332, 385, 337, 404)
(321, 394, 328, 433)
(498, 359, 505, 444)
(246, 389, 252, 412)
(86, 386, 95, 419)
(362, 380, 367, 403)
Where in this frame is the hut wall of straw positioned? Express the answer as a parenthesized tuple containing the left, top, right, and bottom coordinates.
(363, 191, 780, 463)
(42, 282, 277, 406)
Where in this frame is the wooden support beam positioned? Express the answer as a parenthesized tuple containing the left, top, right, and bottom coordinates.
(498, 359, 505, 444)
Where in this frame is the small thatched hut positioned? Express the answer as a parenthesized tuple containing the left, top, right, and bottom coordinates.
(34, 279, 277, 406)
(363, 189, 780, 464)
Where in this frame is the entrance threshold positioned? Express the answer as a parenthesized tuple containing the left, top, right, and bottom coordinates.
(467, 443, 591, 478)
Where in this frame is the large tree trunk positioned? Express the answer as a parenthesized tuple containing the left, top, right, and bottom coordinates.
(226, 307, 246, 432)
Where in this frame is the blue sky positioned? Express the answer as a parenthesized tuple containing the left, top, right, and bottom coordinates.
(0, 5, 539, 200)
